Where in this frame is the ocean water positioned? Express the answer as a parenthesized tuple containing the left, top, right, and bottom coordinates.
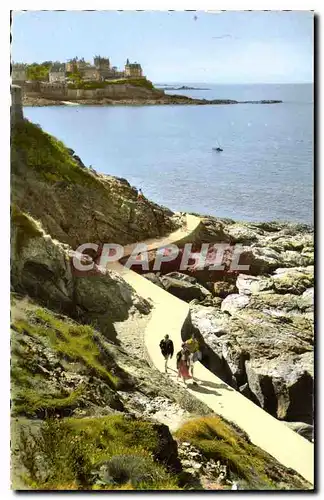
(23, 83, 313, 224)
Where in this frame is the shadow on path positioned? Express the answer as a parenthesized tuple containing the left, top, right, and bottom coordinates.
(188, 383, 222, 396)
(199, 380, 234, 391)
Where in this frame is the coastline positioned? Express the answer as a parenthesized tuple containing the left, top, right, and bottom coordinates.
(22, 94, 283, 107)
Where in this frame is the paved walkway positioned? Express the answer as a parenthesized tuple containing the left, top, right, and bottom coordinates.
(109, 214, 314, 486)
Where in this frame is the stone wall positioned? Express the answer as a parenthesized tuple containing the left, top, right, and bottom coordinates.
(11, 85, 23, 125)
(24, 82, 164, 101)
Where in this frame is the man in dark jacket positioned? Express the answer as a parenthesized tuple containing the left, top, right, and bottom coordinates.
(159, 334, 174, 373)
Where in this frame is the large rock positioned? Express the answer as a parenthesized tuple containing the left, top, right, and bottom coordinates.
(248, 292, 313, 315)
(239, 246, 283, 275)
(189, 304, 238, 386)
(11, 208, 150, 340)
(213, 281, 237, 298)
(236, 274, 273, 295)
(245, 352, 313, 423)
(196, 216, 233, 244)
(280, 250, 313, 268)
(302, 288, 314, 308)
(272, 267, 314, 295)
(189, 300, 314, 421)
(283, 422, 314, 442)
(161, 273, 211, 302)
(143, 273, 166, 289)
(221, 294, 250, 315)
(225, 223, 261, 244)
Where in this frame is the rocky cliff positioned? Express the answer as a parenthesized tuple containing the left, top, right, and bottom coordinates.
(11, 119, 178, 249)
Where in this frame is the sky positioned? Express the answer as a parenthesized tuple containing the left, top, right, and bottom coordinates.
(11, 10, 314, 84)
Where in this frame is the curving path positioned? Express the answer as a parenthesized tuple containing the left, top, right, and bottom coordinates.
(109, 214, 314, 486)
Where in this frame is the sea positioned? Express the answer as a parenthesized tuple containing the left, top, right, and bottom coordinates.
(23, 83, 314, 224)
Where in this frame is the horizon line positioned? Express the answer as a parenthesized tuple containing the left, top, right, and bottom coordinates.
(153, 81, 314, 85)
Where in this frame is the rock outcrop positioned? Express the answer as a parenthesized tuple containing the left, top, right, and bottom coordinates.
(11, 206, 150, 341)
(183, 217, 314, 426)
(11, 120, 178, 250)
(161, 273, 211, 302)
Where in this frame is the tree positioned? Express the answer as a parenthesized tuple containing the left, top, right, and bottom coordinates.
(41, 61, 54, 69)
(26, 63, 50, 82)
(67, 67, 83, 84)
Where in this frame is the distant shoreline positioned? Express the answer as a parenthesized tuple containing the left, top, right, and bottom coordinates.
(23, 94, 283, 107)
(156, 85, 210, 91)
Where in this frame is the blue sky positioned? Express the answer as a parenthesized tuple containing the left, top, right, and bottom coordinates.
(11, 10, 313, 83)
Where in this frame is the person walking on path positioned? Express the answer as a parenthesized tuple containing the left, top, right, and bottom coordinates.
(159, 334, 174, 373)
(185, 334, 201, 380)
(176, 343, 192, 385)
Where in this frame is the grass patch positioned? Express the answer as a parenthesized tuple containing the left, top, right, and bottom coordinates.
(14, 385, 84, 417)
(66, 414, 160, 461)
(17, 415, 180, 490)
(11, 301, 122, 417)
(11, 119, 97, 186)
(175, 416, 307, 490)
(13, 307, 119, 389)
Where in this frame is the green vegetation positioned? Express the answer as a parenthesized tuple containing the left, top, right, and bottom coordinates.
(175, 416, 307, 490)
(34, 307, 119, 386)
(18, 415, 180, 490)
(11, 205, 43, 254)
(66, 67, 83, 85)
(11, 119, 97, 186)
(67, 77, 155, 90)
(14, 385, 85, 418)
(11, 303, 120, 417)
(26, 63, 51, 82)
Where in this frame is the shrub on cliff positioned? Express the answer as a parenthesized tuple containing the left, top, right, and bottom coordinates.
(11, 298, 122, 418)
(17, 415, 180, 490)
(67, 77, 155, 90)
(175, 416, 310, 490)
(95, 454, 177, 489)
(11, 119, 97, 186)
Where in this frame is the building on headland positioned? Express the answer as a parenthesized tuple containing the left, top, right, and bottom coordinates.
(18, 55, 146, 88)
(82, 66, 101, 81)
(124, 59, 143, 78)
(65, 56, 144, 82)
(94, 55, 112, 79)
(49, 64, 66, 83)
(12, 64, 27, 84)
(66, 58, 77, 73)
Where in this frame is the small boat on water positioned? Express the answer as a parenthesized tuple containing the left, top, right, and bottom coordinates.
(212, 138, 223, 152)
